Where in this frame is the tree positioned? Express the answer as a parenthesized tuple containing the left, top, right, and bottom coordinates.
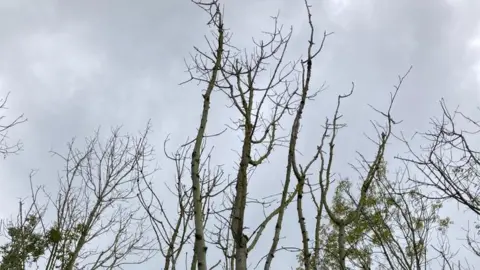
(292, 62, 413, 270)
(400, 99, 480, 263)
(356, 163, 451, 270)
(0, 92, 26, 157)
(139, 0, 319, 269)
(3, 0, 480, 269)
(0, 200, 47, 270)
(0, 125, 155, 269)
(139, 1, 421, 270)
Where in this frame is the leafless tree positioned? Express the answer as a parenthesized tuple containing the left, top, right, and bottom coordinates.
(140, 0, 308, 268)
(138, 135, 229, 270)
(399, 99, 480, 259)
(0, 124, 156, 270)
(354, 163, 450, 270)
(140, 1, 422, 270)
(263, 2, 330, 270)
(0, 92, 26, 157)
(173, 0, 301, 269)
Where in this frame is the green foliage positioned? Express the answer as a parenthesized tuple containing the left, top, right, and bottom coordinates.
(0, 215, 47, 270)
(296, 178, 381, 270)
(50, 222, 84, 269)
(321, 179, 378, 269)
(0, 215, 87, 269)
(46, 227, 62, 244)
(296, 159, 452, 270)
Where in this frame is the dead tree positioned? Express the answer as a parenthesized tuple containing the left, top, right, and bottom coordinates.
(138, 135, 229, 270)
(181, 0, 301, 269)
(47, 125, 156, 270)
(140, 1, 419, 269)
(184, 1, 225, 269)
(138, 139, 194, 270)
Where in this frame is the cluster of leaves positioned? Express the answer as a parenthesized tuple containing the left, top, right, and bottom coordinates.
(296, 158, 454, 270)
(0, 215, 45, 270)
(0, 214, 85, 269)
(296, 179, 382, 270)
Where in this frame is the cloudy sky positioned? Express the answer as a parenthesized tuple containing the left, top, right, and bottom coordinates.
(0, 0, 480, 269)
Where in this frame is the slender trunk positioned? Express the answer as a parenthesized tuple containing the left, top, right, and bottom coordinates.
(338, 224, 347, 270)
(312, 198, 325, 267)
(292, 61, 312, 270)
(64, 233, 87, 270)
(264, 163, 294, 270)
(190, 252, 197, 270)
(231, 125, 252, 270)
(64, 205, 99, 270)
(164, 216, 182, 270)
(265, 75, 308, 268)
(45, 243, 59, 270)
(190, 18, 224, 270)
(297, 177, 310, 270)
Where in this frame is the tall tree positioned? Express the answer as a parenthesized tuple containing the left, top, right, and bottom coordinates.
(139, 1, 420, 270)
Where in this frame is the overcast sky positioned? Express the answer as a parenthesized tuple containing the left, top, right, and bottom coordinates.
(1, 0, 480, 269)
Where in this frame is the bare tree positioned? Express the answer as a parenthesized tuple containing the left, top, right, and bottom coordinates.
(171, 0, 301, 269)
(4, 0, 480, 269)
(264, 2, 330, 270)
(138, 138, 193, 270)
(400, 99, 480, 260)
(139, 1, 422, 270)
(1, 124, 156, 270)
(138, 135, 229, 270)
(0, 92, 26, 157)
(140, 0, 306, 268)
(357, 163, 450, 270)
(186, 1, 225, 269)
(294, 66, 410, 270)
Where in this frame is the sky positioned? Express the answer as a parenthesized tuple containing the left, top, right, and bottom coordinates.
(0, 0, 480, 269)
